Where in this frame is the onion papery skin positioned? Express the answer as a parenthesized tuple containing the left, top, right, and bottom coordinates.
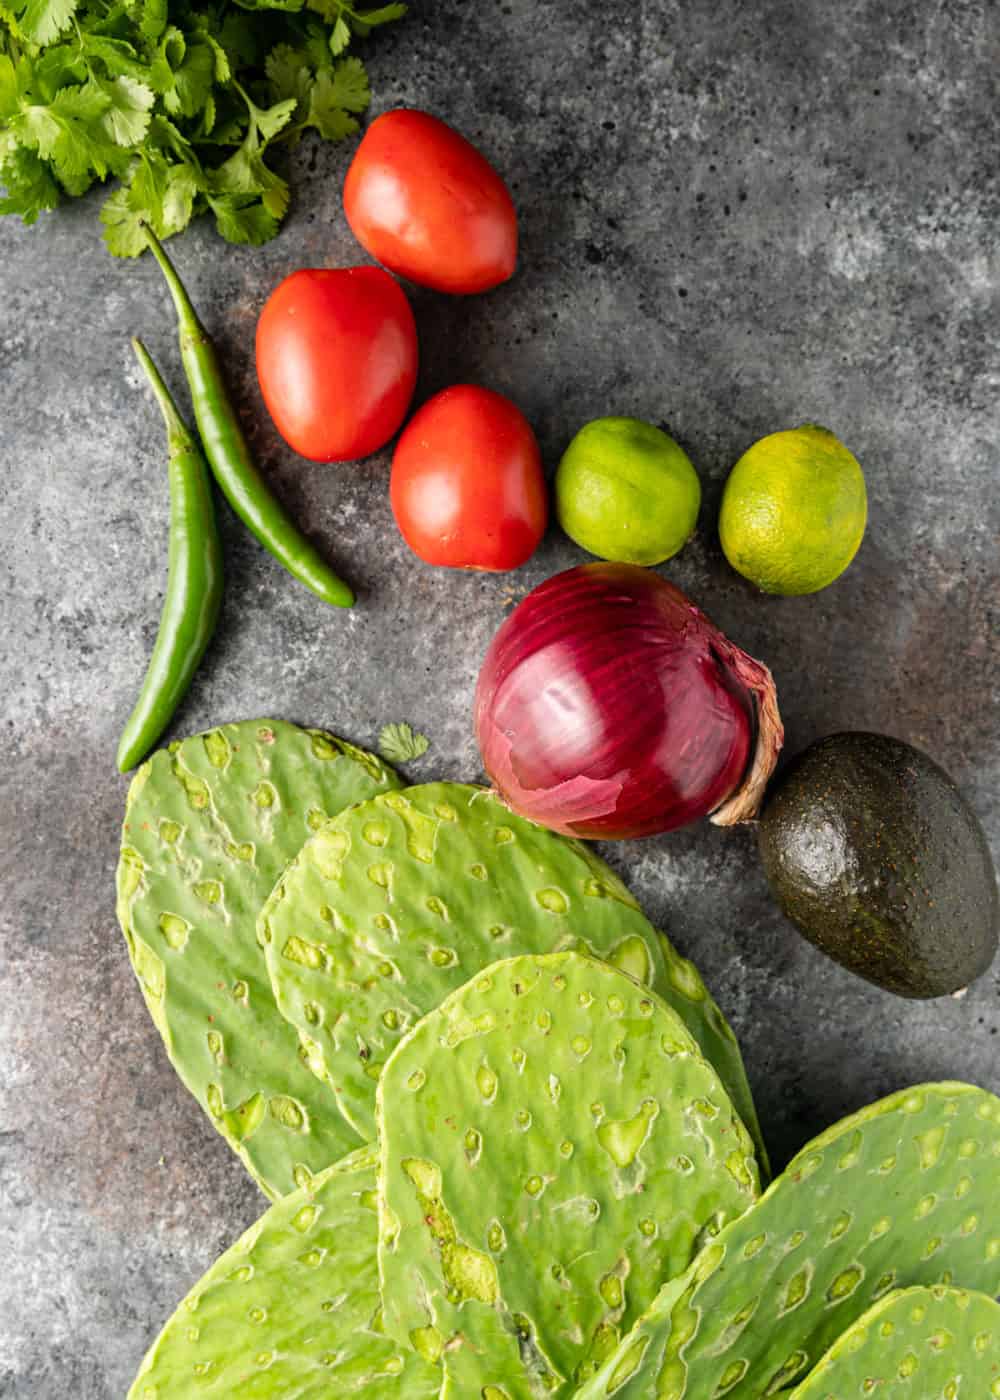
(474, 563, 783, 840)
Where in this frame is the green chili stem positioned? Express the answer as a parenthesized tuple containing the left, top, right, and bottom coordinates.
(116, 339, 224, 773)
(142, 227, 355, 610)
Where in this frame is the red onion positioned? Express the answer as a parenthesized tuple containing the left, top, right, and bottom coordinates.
(474, 563, 783, 839)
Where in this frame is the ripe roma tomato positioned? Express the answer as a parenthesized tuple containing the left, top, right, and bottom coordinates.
(255, 266, 418, 462)
(343, 110, 518, 295)
(390, 385, 547, 571)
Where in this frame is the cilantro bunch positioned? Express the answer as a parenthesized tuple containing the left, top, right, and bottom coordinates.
(0, 0, 404, 251)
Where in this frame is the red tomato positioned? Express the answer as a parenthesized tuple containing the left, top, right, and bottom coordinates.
(255, 266, 417, 462)
(343, 110, 518, 295)
(390, 385, 547, 571)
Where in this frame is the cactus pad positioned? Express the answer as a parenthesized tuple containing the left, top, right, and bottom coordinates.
(127, 1145, 440, 1398)
(260, 781, 764, 1161)
(788, 1285, 1000, 1399)
(116, 720, 402, 1198)
(576, 1081, 1000, 1399)
(377, 951, 760, 1397)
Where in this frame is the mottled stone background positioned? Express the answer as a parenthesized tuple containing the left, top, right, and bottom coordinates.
(1, 1, 997, 1393)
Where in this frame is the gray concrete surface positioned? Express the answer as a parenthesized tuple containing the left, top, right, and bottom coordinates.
(1, 1, 998, 1394)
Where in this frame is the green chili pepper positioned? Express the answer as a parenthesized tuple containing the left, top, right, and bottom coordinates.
(142, 228, 354, 610)
(117, 340, 224, 774)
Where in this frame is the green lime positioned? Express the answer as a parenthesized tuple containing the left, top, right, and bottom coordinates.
(554, 416, 701, 566)
(719, 424, 867, 595)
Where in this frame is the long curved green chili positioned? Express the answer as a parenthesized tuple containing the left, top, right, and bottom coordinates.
(142, 227, 355, 609)
(117, 340, 224, 774)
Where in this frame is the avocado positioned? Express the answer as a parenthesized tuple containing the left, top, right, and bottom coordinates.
(758, 731, 998, 998)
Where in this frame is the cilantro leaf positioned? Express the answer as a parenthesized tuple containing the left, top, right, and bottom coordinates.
(13, 82, 115, 190)
(97, 75, 155, 146)
(302, 66, 360, 139)
(80, 34, 152, 84)
(208, 111, 246, 145)
(300, 18, 338, 69)
(275, 52, 370, 141)
(247, 90, 298, 142)
(324, 55, 369, 112)
(33, 43, 86, 99)
(0, 54, 18, 120)
(50, 80, 110, 125)
(0, 0, 27, 41)
(100, 149, 202, 253)
(198, 88, 215, 135)
(160, 161, 199, 230)
(217, 10, 260, 66)
(211, 82, 292, 214)
(132, 148, 201, 229)
(203, 35, 231, 84)
(145, 112, 195, 161)
(212, 131, 289, 218)
(328, 15, 350, 55)
(146, 25, 184, 96)
(0, 144, 60, 221)
(208, 191, 279, 244)
(231, 0, 303, 12)
(14, 0, 78, 48)
(136, 0, 167, 44)
(264, 42, 312, 105)
(352, 3, 406, 32)
(302, 0, 338, 20)
(0, 0, 404, 246)
(378, 723, 430, 765)
(99, 179, 149, 254)
(161, 36, 215, 119)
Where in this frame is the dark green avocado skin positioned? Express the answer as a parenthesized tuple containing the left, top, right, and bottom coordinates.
(758, 732, 999, 998)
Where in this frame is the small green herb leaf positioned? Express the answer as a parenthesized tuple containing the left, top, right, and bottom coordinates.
(0, 54, 20, 119)
(301, 67, 358, 139)
(0, 146, 61, 222)
(249, 93, 298, 142)
(329, 15, 350, 54)
(80, 35, 152, 84)
(98, 76, 156, 147)
(264, 43, 312, 104)
(208, 193, 280, 245)
(14, 0, 78, 48)
(162, 39, 215, 119)
(355, 3, 407, 28)
(100, 182, 150, 256)
(323, 55, 370, 113)
(136, 0, 167, 43)
(378, 723, 430, 765)
(202, 35, 232, 84)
